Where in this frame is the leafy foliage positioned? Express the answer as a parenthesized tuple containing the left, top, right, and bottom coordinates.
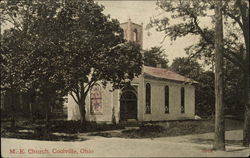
(149, 0, 249, 145)
(223, 59, 245, 116)
(143, 47, 169, 68)
(170, 57, 203, 79)
(149, 0, 248, 69)
(170, 56, 245, 117)
(1, 0, 143, 124)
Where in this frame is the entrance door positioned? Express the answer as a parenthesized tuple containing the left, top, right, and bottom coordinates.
(120, 90, 137, 121)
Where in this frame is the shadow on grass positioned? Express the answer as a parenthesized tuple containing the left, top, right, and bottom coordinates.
(119, 124, 166, 138)
(226, 148, 250, 152)
(91, 119, 243, 139)
(1, 127, 87, 141)
(49, 120, 125, 134)
(1, 118, 243, 141)
(1, 120, 124, 141)
(88, 132, 113, 138)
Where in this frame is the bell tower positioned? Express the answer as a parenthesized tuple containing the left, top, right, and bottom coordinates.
(120, 19, 143, 47)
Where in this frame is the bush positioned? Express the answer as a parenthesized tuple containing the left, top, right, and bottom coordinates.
(139, 123, 165, 132)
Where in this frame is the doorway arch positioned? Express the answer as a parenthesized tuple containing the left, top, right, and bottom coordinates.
(120, 88, 137, 121)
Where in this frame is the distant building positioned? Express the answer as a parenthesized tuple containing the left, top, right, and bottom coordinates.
(67, 19, 197, 123)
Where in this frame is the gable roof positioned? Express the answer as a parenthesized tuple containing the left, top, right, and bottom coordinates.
(143, 66, 197, 84)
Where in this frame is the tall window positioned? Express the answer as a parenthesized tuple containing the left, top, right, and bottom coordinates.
(90, 84, 103, 114)
(165, 86, 169, 113)
(181, 87, 185, 113)
(133, 29, 138, 42)
(145, 83, 151, 114)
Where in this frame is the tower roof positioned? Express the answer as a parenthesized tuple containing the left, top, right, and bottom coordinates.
(120, 21, 142, 27)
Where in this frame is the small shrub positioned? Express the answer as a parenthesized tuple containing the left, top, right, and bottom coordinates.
(139, 124, 165, 132)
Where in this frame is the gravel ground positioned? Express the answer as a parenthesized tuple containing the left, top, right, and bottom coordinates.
(1, 129, 249, 157)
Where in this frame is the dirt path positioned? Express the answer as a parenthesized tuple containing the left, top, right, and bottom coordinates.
(1, 130, 249, 157)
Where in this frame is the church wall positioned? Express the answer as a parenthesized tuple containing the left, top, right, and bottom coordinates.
(67, 82, 121, 123)
(112, 89, 120, 123)
(85, 83, 113, 122)
(67, 93, 81, 121)
(136, 75, 144, 121)
(67, 77, 195, 122)
(184, 86, 195, 116)
(141, 78, 195, 121)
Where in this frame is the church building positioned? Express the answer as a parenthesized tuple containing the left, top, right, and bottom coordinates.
(66, 19, 197, 123)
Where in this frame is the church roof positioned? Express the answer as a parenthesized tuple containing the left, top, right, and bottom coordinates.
(143, 66, 197, 84)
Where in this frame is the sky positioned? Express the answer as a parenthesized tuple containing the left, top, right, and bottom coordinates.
(96, 0, 201, 63)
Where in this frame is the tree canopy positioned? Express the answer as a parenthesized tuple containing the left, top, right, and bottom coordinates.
(1, 0, 143, 124)
(170, 57, 203, 79)
(149, 0, 248, 70)
(143, 46, 169, 68)
(150, 0, 249, 146)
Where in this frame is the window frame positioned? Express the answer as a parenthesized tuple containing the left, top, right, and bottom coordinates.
(90, 84, 103, 115)
(181, 87, 185, 113)
(133, 29, 138, 42)
(165, 85, 169, 114)
(145, 83, 151, 114)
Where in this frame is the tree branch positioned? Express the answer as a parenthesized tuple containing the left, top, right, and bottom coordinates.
(70, 92, 79, 105)
(223, 10, 244, 30)
(192, 16, 213, 45)
(236, 0, 249, 60)
(72, 87, 80, 102)
(83, 80, 96, 97)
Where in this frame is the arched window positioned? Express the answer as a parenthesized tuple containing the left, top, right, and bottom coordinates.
(165, 86, 169, 113)
(181, 87, 185, 113)
(145, 83, 151, 114)
(90, 84, 103, 114)
(133, 29, 138, 42)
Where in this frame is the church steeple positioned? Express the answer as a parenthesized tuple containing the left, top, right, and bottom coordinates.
(120, 19, 143, 48)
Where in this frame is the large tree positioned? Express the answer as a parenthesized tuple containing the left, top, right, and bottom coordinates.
(1, 0, 69, 125)
(213, 0, 225, 150)
(149, 0, 249, 146)
(1, 0, 143, 126)
(54, 0, 143, 125)
(0, 30, 28, 126)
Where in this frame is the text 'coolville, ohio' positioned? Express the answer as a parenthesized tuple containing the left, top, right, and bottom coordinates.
(9, 148, 94, 154)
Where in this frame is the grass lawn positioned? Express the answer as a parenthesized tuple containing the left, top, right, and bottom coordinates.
(1, 118, 243, 141)
(89, 118, 243, 139)
(1, 119, 124, 141)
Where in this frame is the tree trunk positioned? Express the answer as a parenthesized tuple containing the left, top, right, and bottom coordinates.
(10, 89, 15, 128)
(29, 91, 35, 122)
(242, 13, 250, 148)
(237, 0, 250, 147)
(78, 101, 86, 126)
(243, 74, 250, 146)
(29, 103, 34, 122)
(213, 0, 225, 151)
(45, 100, 50, 129)
(243, 103, 250, 146)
